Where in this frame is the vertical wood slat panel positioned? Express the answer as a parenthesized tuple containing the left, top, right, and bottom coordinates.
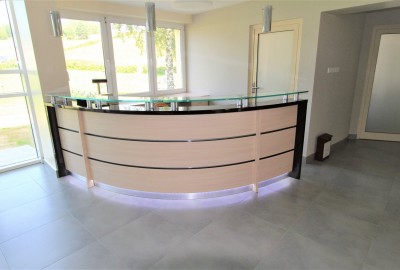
(86, 135, 255, 168)
(77, 111, 93, 187)
(63, 150, 85, 176)
(90, 159, 254, 193)
(258, 151, 294, 182)
(58, 129, 83, 155)
(83, 111, 257, 141)
(260, 105, 297, 133)
(56, 108, 79, 131)
(260, 128, 296, 158)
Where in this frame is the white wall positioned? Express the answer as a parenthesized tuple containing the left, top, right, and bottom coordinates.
(25, 0, 69, 96)
(185, 0, 388, 157)
(349, 8, 400, 136)
(310, 13, 365, 153)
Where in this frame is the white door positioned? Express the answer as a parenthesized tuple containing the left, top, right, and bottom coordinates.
(358, 25, 400, 141)
(249, 19, 302, 98)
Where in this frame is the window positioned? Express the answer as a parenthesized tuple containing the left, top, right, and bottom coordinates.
(155, 27, 183, 91)
(61, 18, 108, 97)
(0, 0, 39, 169)
(60, 13, 186, 97)
(110, 22, 150, 95)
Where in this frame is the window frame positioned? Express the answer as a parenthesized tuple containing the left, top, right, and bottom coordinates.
(0, 0, 42, 170)
(60, 11, 186, 97)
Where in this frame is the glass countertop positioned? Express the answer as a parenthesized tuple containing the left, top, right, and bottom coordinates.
(48, 91, 308, 104)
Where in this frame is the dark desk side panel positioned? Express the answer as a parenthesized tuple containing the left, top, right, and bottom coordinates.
(289, 100, 307, 179)
(46, 106, 68, 177)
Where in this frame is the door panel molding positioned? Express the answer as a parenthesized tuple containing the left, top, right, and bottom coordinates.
(248, 18, 302, 98)
(358, 24, 400, 141)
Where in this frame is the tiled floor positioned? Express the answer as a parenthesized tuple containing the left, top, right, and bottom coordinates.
(0, 140, 399, 270)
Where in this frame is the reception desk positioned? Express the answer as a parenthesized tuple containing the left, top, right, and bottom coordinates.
(47, 93, 307, 198)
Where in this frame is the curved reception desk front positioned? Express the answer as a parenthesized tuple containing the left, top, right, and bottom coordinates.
(47, 95, 307, 199)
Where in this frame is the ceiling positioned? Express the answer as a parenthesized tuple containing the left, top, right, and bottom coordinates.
(102, 0, 250, 15)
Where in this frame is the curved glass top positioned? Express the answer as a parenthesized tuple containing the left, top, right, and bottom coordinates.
(48, 91, 308, 104)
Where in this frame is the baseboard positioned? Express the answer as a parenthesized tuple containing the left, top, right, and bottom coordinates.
(44, 159, 57, 172)
(348, 134, 357, 140)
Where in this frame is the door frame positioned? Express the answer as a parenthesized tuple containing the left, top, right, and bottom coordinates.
(357, 24, 400, 141)
(248, 18, 302, 97)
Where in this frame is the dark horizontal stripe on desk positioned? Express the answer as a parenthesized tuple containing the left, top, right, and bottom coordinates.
(62, 149, 83, 157)
(260, 125, 296, 135)
(89, 157, 255, 170)
(58, 127, 79, 133)
(260, 149, 294, 160)
(84, 133, 256, 143)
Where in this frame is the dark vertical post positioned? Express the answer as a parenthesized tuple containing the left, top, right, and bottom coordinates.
(46, 105, 68, 177)
(289, 100, 307, 179)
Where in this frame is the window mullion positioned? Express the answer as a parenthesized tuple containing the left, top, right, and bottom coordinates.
(146, 30, 157, 96)
(102, 17, 118, 98)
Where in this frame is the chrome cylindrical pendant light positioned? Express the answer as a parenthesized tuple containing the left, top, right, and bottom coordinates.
(262, 5, 272, 33)
(145, 2, 156, 32)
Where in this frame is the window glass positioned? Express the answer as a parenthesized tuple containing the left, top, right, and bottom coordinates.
(111, 23, 149, 95)
(61, 19, 107, 97)
(0, 97, 38, 168)
(0, 1, 19, 71)
(0, 73, 24, 94)
(155, 27, 183, 91)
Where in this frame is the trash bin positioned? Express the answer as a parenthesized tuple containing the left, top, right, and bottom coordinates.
(315, 133, 332, 161)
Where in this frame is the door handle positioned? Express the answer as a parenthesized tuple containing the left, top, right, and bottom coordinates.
(251, 86, 259, 94)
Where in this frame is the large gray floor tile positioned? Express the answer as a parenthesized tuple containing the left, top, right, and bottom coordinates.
(323, 171, 389, 213)
(100, 212, 194, 270)
(366, 227, 400, 270)
(254, 231, 363, 270)
(0, 250, 8, 270)
(197, 209, 284, 268)
(363, 264, 382, 270)
(0, 197, 68, 243)
(46, 183, 110, 211)
(300, 162, 341, 186)
(378, 213, 400, 232)
(273, 177, 324, 201)
(315, 190, 386, 224)
(348, 145, 400, 168)
(150, 209, 285, 270)
(0, 170, 31, 192)
(0, 215, 95, 269)
(381, 186, 400, 231)
(0, 181, 47, 212)
(149, 239, 254, 270)
(71, 193, 152, 238)
(33, 174, 74, 195)
(18, 163, 56, 181)
(239, 190, 310, 229)
(45, 241, 129, 270)
(153, 192, 248, 234)
(326, 169, 393, 199)
(329, 154, 397, 179)
(385, 187, 400, 221)
(291, 205, 378, 260)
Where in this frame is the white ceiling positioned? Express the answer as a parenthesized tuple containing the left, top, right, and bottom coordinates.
(101, 0, 251, 15)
